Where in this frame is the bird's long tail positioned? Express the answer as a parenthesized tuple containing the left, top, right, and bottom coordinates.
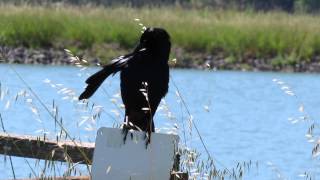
(79, 53, 133, 100)
(79, 65, 114, 100)
(78, 55, 132, 100)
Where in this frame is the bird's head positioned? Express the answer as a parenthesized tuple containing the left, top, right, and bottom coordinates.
(138, 27, 171, 59)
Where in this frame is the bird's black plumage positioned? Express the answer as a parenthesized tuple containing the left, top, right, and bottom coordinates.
(79, 27, 171, 134)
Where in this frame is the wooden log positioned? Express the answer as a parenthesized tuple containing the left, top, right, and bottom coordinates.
(16, 176, 90, 180)
(0, 132, 94, 164)
(170, 171, 189, 180)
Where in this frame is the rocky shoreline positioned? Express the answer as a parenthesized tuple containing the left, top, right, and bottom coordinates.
(1, 46, 320, 72)
(0, 46, 71, 65)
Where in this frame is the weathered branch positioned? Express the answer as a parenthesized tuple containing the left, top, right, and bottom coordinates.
(16, 176, 90, 180)
(0, 132, 94, 164)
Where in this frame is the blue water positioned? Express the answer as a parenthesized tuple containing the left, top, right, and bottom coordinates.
(0, 64, 320, 179)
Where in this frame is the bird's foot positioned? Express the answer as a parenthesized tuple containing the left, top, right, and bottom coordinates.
(122, 124, 152, 149)
(121, 124, 135, 144)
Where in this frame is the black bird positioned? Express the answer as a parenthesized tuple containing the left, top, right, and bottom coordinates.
(79, 27, 171, 137)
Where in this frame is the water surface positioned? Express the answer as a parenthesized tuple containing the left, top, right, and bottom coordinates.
(0, 64, 319, 179)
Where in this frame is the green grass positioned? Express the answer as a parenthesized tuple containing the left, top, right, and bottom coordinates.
(1, 5, 320, 63)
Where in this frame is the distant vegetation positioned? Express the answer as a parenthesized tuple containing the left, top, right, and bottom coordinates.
(0, 4, 320, 70)
(0, 0, 320, 12)
(1, 5, 320, 60)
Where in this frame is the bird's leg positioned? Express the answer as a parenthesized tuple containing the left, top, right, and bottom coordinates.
(144, 119, 154, 148)
(121, 116, 131, 144)
(121, 124, 129, 144)
(144, 130, 151, 149)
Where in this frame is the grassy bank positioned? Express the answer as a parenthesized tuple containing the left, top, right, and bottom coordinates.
(0, 5, 320, 67)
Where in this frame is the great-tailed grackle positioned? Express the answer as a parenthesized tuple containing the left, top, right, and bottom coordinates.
(79, 27, 171, 138)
